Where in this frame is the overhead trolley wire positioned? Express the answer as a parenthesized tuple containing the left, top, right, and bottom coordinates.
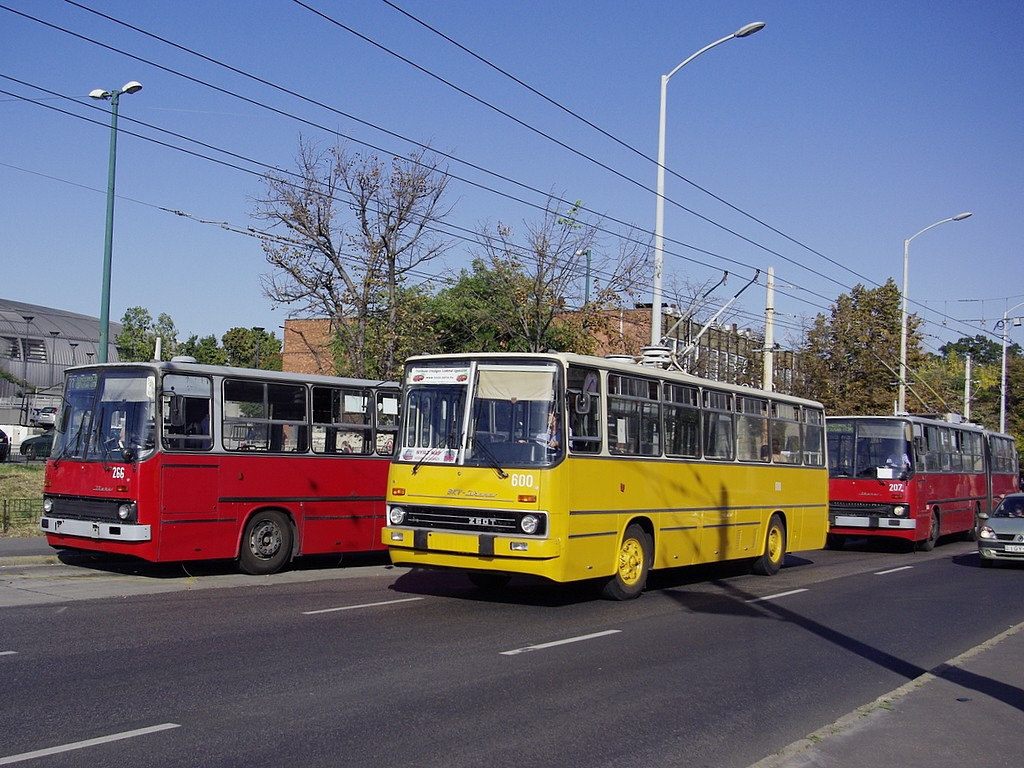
(4, 2, 989, 342)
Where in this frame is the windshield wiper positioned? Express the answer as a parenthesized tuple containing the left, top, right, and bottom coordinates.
(411, 427, 464, 475)
(473, 438, 508, 479)
(411, 445, 442, 475)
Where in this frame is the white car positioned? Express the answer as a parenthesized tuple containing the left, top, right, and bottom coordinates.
(31, 406, 58, 426)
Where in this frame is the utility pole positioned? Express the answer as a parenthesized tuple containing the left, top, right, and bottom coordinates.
(763, 267, 775, 391)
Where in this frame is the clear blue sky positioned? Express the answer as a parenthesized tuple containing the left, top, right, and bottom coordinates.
(3, 0, 1022, 355)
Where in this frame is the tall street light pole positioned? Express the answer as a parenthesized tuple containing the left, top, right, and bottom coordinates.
(90, 81, 143, 363)
(651, 21, 765, 347)
(897, 211, 972, 413)
(999, 301, 1024, 433)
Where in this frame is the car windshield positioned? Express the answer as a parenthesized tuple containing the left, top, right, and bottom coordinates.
(993, 498, 1024, 518)
(53, 369, 157, 462)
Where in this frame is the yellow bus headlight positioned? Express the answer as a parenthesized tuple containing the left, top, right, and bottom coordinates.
(388, 506, 407, 525)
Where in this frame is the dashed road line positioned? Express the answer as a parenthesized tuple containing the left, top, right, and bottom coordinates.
(0, 723, 180, 765)
(302, 597, 424, 615)
(501, 629, 622, 656)
(745, 588, 808, 603)
(875, 565, 914, 575)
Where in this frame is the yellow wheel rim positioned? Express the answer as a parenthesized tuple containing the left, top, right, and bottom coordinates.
(766, 525, 783, 564)
(618, 536, 645, 585)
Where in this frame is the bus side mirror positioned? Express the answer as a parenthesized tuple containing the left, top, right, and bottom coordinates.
(166, 394, 186, 427)
(574, 392, 591, 415)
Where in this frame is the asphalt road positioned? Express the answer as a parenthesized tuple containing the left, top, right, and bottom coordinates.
(1, 538, 1021, 767)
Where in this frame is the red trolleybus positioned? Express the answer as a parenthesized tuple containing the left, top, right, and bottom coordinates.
(826, 415, 1019, 551)
(40, 359, 399, 574)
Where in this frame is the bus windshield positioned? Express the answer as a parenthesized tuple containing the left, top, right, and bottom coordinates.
(54, 369, 157, 463)
(399, 361, 563, 468)
(827, 418, 911, 479)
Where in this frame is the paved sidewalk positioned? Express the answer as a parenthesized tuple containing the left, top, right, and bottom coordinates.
(751, 621, 1024, 768)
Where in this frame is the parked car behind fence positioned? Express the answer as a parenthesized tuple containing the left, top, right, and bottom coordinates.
(20, 430, 54, 461)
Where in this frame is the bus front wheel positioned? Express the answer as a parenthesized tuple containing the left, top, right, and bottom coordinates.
(916, 512, 939, 552)
(752, 514, 786, 576)
(239, 510, 293, 575)
(602, 523, 651, 601)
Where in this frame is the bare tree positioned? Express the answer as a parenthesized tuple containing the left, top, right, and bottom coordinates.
(474, 199, 649, 353)
(254, 138, 452, 378)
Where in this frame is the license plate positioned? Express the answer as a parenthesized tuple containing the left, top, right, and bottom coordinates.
(1004, 544, 1024, 553)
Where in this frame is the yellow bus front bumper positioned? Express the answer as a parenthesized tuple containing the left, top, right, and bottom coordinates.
(383, 526, 565, 578)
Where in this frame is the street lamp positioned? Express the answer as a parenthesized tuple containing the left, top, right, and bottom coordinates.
(897, 211, 972, 413)
(651, 21, 765, 346)
(21, 315, 34, 386)
(999, 302, 1024, 433)
(49, 331, 59, 389)
(90, 80, 143, 363)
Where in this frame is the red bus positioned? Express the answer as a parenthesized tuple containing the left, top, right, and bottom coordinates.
(39, 359, 399, 574)
(826, 415, 1018, 550)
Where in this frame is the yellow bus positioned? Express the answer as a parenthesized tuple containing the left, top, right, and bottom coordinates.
(383, 352, 828, 599)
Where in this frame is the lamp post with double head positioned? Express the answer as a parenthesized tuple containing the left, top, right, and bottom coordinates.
(650, 21, 765, 346)
(90, 81, 142, 363)
(897, 212, 972, 413)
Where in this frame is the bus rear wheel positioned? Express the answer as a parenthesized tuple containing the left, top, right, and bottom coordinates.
(602, 523, 651, 601)
(752, 514, 786, 576)
(239, 510, 292, 575)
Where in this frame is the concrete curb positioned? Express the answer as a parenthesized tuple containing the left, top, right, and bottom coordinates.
(0, 555, 60, 567)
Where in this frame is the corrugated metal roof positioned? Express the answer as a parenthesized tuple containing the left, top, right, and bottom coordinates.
(0, 298, 122, 396)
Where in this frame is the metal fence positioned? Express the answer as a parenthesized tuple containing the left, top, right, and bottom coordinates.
(2, 498, 43, 534)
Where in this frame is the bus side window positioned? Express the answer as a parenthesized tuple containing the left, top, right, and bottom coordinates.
(567, 366, 601, 454)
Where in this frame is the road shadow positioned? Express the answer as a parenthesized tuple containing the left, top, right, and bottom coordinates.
(54, 548, 391, 579)
(951, 549, 1024, 570)
(388, 567, 604, 607)
(661, 569, 1024, 714)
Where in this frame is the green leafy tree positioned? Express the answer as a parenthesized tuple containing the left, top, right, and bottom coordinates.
(356, 285, 437, 378)
(180, 334, 228, 366)
(938, 334, 1015, 366)
(116, 307, 179, 362)
(795, 280, 925, 414)
(115, 307, 153, 362)
(428, 259, 528, 353)
(222, 327, 282, 370)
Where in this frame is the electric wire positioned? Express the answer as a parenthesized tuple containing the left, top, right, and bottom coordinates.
(2, 2, 992, 345)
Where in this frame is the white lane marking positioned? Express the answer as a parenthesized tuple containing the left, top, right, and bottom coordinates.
(302, 597, 424, 615)
(0, 723, 180, 765)
(0, 651, 17, 657)
(875, 566, 914, 575)
(745, 588, 809, 604)
(501, 629, 622, 656)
